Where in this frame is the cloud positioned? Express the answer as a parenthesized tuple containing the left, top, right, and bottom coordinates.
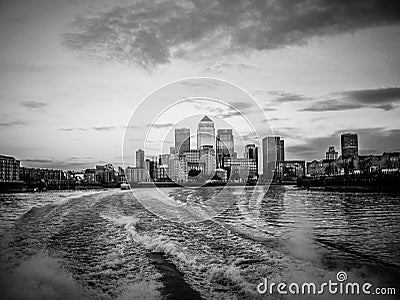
(267, 91, 311, 103)
(301, 101, 364, 112)
(230, 101, 254, 111)
(58, 128, 74, 131)
(345, 87, 400, 104)
(20, 156, 99, 169)
(91, 126, 116, 131)
(263, 107, 277, 112)
(58, 126, 115, 131)
(286, 145, 319, 156)
(21, 158, 54, 164)
(269, 117, 289, 122)
(0, 120, 27, 127)
(302, 87, 400, 111)
(63, 0, 400, 69)
(192, 100, 255, 119)
(204, 62, 258, 73)
(20, 100, 48, 110)
(147, 123, 175, 129)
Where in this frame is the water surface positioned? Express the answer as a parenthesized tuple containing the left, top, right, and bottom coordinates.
(0, 186, 399, 299)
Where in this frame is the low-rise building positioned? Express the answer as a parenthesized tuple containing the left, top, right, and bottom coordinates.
(0, 154, 20, 182)
(224, 157, 258, 182)
(276, 160, 305, 182)
(84, 169, 97, 183)
(125, 166, 146, 183)
(169, 156, 188, 183)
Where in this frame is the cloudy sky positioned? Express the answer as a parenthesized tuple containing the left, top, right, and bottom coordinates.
(0, 0, 399, 169)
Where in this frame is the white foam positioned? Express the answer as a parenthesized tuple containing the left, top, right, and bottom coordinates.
(0, 251, 88, 300)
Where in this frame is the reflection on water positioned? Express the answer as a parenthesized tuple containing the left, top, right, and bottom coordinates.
(0, 186, 399, 299)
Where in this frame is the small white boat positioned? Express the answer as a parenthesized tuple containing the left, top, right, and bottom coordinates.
(120, 183, 130, 190)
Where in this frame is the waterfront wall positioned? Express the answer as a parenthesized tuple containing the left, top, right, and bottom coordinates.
(297, 174, 400, 192)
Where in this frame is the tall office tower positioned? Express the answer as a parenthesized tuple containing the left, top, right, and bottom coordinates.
(326, 146, 338, 160)
(245, 144, 257, 159)
(245, 144, 259, 175)
(279, 140, 285, 161)
(197, 116, 215, 150)
(262, 136, 282, 181)
(175, 128, 190, 155)
(136, 149, 144, 168)
(216, 129, 234, 167)
(341, 133, 358, 158)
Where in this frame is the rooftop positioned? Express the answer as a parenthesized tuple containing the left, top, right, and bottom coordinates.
(200, 115, 212, 122)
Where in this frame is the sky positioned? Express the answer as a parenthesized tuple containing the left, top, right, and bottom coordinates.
(0, 0, 399, 170)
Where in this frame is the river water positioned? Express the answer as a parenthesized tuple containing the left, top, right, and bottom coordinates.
(0, 186, 399, 299)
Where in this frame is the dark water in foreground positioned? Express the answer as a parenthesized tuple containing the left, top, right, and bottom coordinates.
(0, 186, 399, 299)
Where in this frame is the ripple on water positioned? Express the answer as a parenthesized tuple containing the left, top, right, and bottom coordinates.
(1, 187, 399, 299)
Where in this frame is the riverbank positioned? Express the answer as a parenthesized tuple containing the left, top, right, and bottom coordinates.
(297, 174, 400, 192)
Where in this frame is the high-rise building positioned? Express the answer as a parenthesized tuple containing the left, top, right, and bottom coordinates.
(244, 144, 257, 159)
(216, 129, 234, 168)
(216, 129, 234, 156)
(244, 144, 258, 175)
(279, 140, 285, 161)
(197, 116, 215, 150)
(326, 146, 338, 160)
(341, 133, 358, 158)
(262, 136, 283, 181)
(136, 149, 144, 168)
(175, 128, 190, 155)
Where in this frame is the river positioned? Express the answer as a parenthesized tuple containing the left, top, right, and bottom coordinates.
(0, 186, 399, 299)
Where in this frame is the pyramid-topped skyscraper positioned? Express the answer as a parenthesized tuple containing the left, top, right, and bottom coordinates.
(197, 115, 215, 149)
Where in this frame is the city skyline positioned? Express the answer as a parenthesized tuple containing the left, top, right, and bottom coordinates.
(2, 125, 398, 186)
(1, 0, 400, 170)
(1, 3, 400, 299)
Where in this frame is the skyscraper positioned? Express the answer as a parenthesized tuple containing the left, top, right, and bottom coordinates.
(245, 144, 258, 160)
(341, 133, 358, 158)
(216, 129, 234, 167)
(279, 140, 285, 161)
(197, 116, 215, 150)
(245, 143, 259, 176)
(262, 136, 283, 181)
(175, 128, 190, 155)
(136, 149, 144, 168)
